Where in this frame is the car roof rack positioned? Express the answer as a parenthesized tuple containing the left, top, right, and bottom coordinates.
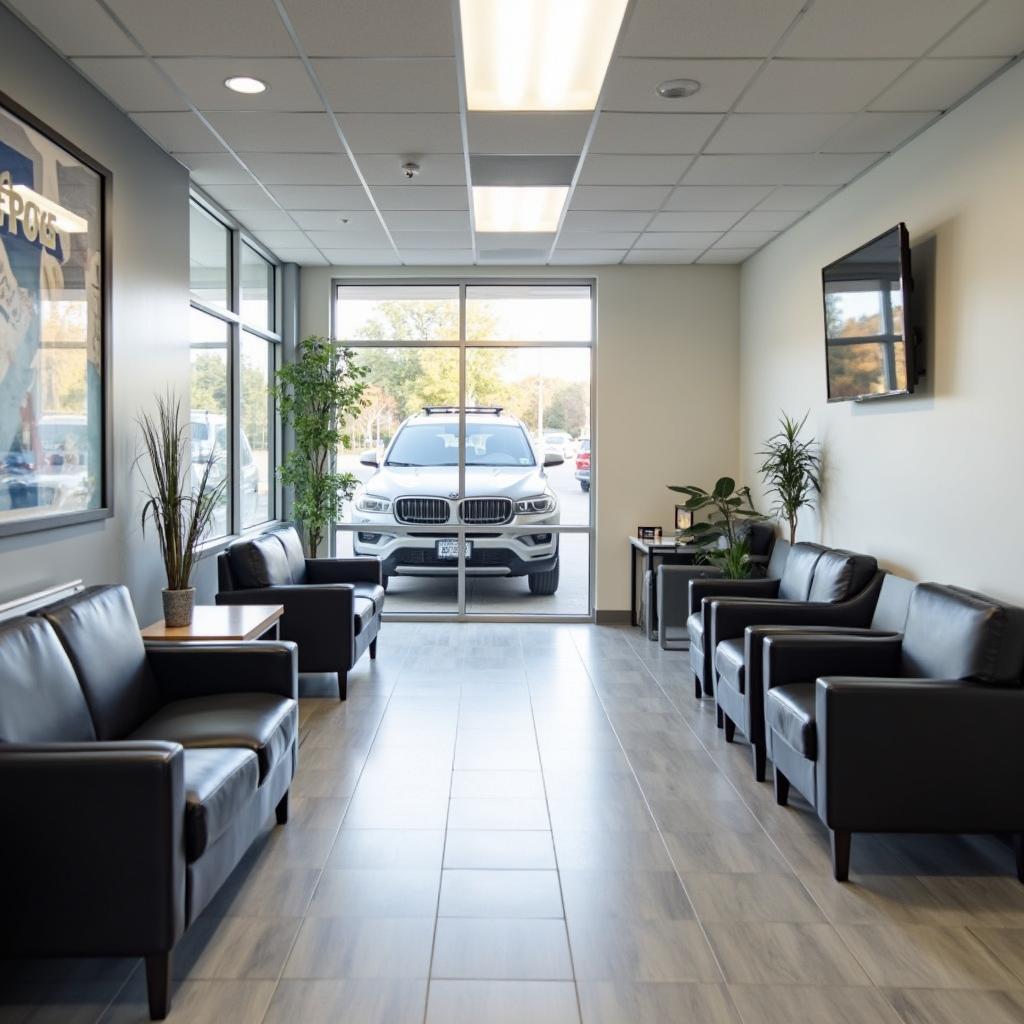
(421, 406, 503, 416)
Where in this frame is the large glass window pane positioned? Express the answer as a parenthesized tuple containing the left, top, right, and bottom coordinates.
(241, 331, 274, 528)
(189, 202, 230, 310)
(467, 284, 591, 341)
(189, 308, 230, 539)
(335, 285, 460, 342)
(241, 243, 274, 331)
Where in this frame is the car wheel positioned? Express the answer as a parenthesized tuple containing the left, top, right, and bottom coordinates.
(580, 480, 590, 492)
(528, 558, 560, 596)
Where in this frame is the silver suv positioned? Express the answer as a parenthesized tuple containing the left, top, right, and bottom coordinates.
(352, 407, 562, 594)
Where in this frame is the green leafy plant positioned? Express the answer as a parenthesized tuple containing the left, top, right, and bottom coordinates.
(667, 477, 766, 579)
(137, 393, 225, 591)
(274, 336, 368, 557)
(758, 411, 822, 545)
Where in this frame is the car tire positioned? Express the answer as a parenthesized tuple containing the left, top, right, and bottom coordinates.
(580, 480, 590, 493)
(528, 558, 560, 596)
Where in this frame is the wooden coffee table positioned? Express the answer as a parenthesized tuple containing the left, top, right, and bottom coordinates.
(141, 604, 284, 642)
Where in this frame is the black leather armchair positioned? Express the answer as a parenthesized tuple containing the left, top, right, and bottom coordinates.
(216, 524, 383, 700)
(0, 585, 299, 1019)
(763, 583, 1024, 881)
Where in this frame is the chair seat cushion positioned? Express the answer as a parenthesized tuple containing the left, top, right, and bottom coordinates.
(130, 693, 297, 782)
(353, 597, 376, 636)
(687, 611, 704, 648)
(351, 582, 386, 615)
(715, 638, 746, 693)
(766, 683, 817, 759)
(184, 748, 259, 862)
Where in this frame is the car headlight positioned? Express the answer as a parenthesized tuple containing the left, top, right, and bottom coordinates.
(516, 495, 556, 515)
(355, 493, 392, 513)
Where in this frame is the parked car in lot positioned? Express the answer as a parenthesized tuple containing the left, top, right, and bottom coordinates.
(352, 406, 564, 594)
(541, 430, 575, 460)
(191, 411, 261, 526)
(575, 437, 591, 492)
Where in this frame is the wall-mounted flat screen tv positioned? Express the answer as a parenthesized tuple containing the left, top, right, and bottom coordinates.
(822, 223, 916, 402)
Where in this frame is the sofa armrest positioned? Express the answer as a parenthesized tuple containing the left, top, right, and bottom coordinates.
(0, 741, 185, 956)
(711, 598, 873, 649)
(146, 641, 298, 701)
(688, 577, 780, 617)
(305, 557, 382, 585)
(816, 678, 1024, 831)
(762, 634, 903, 692)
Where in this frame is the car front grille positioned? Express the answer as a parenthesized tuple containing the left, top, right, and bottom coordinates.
(460, 497, 514, 525)
(395, 497, 451, 524)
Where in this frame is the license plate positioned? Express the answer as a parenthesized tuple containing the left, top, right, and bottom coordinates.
(436, 539, 472, 560)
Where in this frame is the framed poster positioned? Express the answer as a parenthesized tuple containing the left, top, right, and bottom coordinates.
(0, 90, 111, 536)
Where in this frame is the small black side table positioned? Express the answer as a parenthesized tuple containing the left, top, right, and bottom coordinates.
(629, 536, 700, 637)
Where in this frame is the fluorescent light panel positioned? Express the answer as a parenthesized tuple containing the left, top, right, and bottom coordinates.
(473, 186, 568, 232)
(460, 0, 629, 111)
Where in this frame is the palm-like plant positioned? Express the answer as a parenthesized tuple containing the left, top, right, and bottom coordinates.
(758, 412, 821, 545)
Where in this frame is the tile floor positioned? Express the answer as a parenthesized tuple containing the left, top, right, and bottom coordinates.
(5, 622, 1024, 1023)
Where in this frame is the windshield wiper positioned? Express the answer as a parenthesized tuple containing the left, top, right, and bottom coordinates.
(385, 461, 422, 467)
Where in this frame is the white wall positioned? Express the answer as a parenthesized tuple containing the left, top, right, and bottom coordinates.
(738, 60, 1024, 602)
(0, 6, 194, 623)
(300, 264, 741, 613)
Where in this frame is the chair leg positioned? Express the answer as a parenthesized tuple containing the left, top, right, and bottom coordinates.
(1014, 834, 1024, 883)
(715, 704, 723, 729)
(774, 769, 790, 806)
(370, 637, 378, 659)
(275, 791, 289, 825)
(693, 674, 702, 700)
(145, 952, 171, 1020)
(752, 740, 767, 782)
(338, 671, 348, 702)
(723, 713, 735, 743)
(831, 829, 852, 882)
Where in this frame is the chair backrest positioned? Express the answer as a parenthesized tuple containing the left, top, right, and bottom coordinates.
(0, 616, 96, 743)
(901, 582, 1024, 684)
(740, 521, 776, 559)
(807, 549, 878, 603)
(778, 542, 826, 601)
(765, 537, 790, 579)
(269, 525, 307, 584)
(229, 531, 294, 588)
(870, 574, 916, 632)
(33, 585, 160, 740)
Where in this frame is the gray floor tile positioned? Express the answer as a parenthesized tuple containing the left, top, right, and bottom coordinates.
(727, 984, 903, 1024)
(307, 869, 441, 918)
(439, 869, 564, 918)
(426, 980, 580, 1024)
(577, 981, 739, 1024)
(447, 797, 550, 830)
(431, 919, 574, 980)
(262, 979, 427, 1024)
(284, 918, 435, 979)
(326, 829, 445, 870)
(444, 830, 557, 870)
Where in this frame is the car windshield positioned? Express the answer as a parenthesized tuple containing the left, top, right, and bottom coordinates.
(386, 422, 536, 467)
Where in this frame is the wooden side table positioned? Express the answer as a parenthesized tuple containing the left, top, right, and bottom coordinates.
(141, 604, 284, 642)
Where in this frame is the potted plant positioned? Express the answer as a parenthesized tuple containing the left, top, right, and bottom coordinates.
(758, 411, 822, 544)
(668, 477, 766, 579)
(274, 336, 368, 557)
(138, 394, 226, 627)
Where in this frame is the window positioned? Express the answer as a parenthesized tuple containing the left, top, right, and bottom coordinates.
(188, 195, 280, 540)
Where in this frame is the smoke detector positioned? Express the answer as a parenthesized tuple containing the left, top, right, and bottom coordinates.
(401, 161, 421, 179)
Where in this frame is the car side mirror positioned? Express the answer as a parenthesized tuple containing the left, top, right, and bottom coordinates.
(543, 452, 564, 467)
(360, 451, 379, 468)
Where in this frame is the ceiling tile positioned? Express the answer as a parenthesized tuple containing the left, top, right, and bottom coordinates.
(226, 210, 297, 230)
(550, 250, 626, 264)
(5, 0, 140, 55)
(383, 211, 472, 230)
(270, 248, 327, 265)
(822, 111, 937, 152)
(569, 186, 672, 210)
(72, 58, 185, 111)
(240, 152, 359, 185)
(477, 250, 549, 264)
(664, 185, 774, 210)
(285, 0, 454, 57)
(250, 229, 311, 247)
(933, 0, 1024, 57)
(707, 113, 850, 153)
(756, 185, 838, 210)
(730, 210, 803, 231)
(620, 0, 806, 57)
(390, 230, 472, 248)
(590, 113, 721, 154)
(359, 154, 466, 186)
(579, 154, 693, 185)
(648, 211, 743, 231)
(716, 229, 778, 247)
(131, 112, 225, 152)
(321, 249, 402, 265)
(206, 112, 341, 153)
(558, 232, 641, 248)
(683, 153, 879, 185)
(635, 231, 723, 248)
(105, 0, 296, 56)
(562, 211, 653, 231)
(779, 0, 978, 58)
(624, 249, 704, 264)
(698, 248, 756, 263)
(174, 152, 252, 185)
(305, 229, 391, 248)
(313, 58, 459, 113)
(157, 58, 320, 111)
(268, 185, 373, 210)
(291, 210, 383, 230)
(402, 250, 476, 264)
(869, 58, 1008, 111)
(602, 58, 760, 112)
(467, 113, 591, 155)
(339, 113, 462, 152)
(372, 186, 468, 210)
(203, 184, 280, 211)
(477, 233, 556, 250)
(739, 59, 911, 112)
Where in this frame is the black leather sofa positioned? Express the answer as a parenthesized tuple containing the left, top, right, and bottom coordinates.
(0, 584, 298, 1019)
(217, 524, 383, 700)
(763, 583, 1024, 881)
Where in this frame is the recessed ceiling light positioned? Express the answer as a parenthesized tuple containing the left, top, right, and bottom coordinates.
(460, 0, 629, 111)
(472, 186, 568, 232)
(224, 76, 267, 95)
(656, 78, 701, 100)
